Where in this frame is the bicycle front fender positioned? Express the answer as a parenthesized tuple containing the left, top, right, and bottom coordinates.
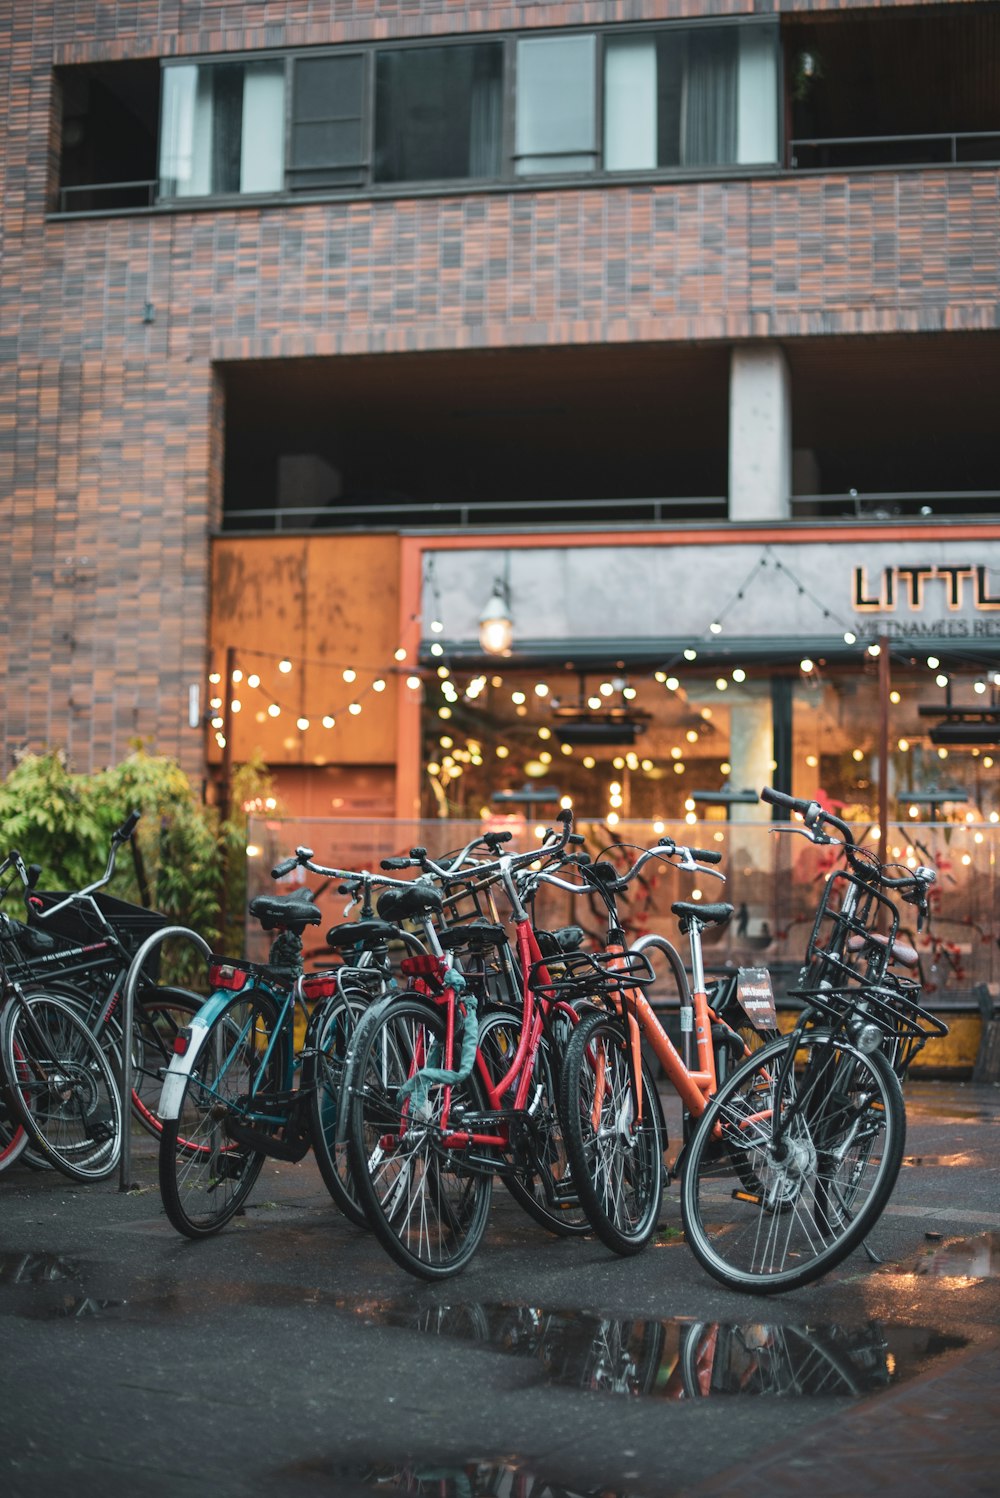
(156, 988, 233, 1121)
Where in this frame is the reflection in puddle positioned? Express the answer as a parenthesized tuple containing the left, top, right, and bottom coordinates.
(0, 1251, 84, 1285)
(0, 1257, 967, 1399)
(902, 1153, 980, 1168)
(893, 1231, 1000, 1284)
(352, 1302, 965, 1399)
(286, 1456, 638, 1497)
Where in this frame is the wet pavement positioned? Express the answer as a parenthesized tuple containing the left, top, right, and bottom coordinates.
(1, 1079, 998, 1496)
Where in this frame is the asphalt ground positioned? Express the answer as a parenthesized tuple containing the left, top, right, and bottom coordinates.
(1, 1078, 998, 1498)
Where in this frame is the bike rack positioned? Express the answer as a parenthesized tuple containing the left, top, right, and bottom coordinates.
(118, 926, 211, 1192)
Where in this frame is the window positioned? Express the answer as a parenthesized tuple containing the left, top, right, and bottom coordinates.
(159, 59, 286, 197)
(515, 35, 598, 175)
(289, 53, 366, 189)
(374, 44, 502, 184)
(604, 24, 778, 171)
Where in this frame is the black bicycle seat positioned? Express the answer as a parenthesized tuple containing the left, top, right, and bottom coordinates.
(377, 884, 444, 922)
(325, 919, 399, 950)
(672, 901, 734, 929)
(248, 892, 322, 934)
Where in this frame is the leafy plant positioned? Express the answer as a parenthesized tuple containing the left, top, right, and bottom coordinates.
(0, 745, 275, 984)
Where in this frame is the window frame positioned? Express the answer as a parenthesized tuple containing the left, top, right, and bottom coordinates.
(146, 18, 782, 210)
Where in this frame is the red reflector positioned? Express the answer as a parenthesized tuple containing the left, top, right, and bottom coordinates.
(209, 962, 250, 991)
(173, 1029, 191, 1056)
(301, 974, 338, 1001)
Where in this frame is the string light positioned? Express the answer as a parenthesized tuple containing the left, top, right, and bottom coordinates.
(394, 648, 407, 662)
(406, 676, 421, 690)
(231, 668, 243, 683)
(231, 700, 242, 713)
(247, 673, 260, 689)
(348, 702, 362, 716)
(297, 717, 309, 731)
(430, 642, 444, 657)
(278, 659, 292, 674)
(322, 716, 335, 729)
(267, 704, 280, 718)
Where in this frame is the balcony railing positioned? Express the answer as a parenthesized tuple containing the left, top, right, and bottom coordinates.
(790, 131, 1000, 172)
(220, 491, 998, 534)
(220, 495, 728, 534)
(57, 180, 158, 213)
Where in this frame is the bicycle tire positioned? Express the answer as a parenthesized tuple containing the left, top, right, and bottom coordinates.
(680, 1321, 864, 1398)
(127, 985, 203, 1135)
(477, 1009, 591, 1238)
(158, 989, 282, 1238)
(0, 1049, 30, 1173)
(680, 1031, 905, 1294)
(346, 994, 493, 1279)
(306, 988, 370, 1228)
(32, 979, 202, 1139)
(0, 992, 122, 1181)
(559, 1008, 664, 1255)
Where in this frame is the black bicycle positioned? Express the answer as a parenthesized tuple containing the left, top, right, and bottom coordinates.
(0, 816, 203, 1140)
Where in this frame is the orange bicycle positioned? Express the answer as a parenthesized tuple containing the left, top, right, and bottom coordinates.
(557, 837, 775, 1255)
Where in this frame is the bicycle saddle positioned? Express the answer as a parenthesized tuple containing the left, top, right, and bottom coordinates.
(325, 919, 399, 950)
(672, 901, 734, 929)
(248, 892, 322, 933)
(377, 884, 444, 921)
(437, 922, 506, 952)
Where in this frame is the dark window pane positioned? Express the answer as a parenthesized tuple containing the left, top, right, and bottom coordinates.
(290, 54, 365, 186)
(295, 54, 363, 121)
(374, 44, 502, 183)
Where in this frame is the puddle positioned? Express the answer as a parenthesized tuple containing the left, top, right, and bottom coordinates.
(902, 1153, 981, 1168)
(352, 1301, 965, 1399)
(0, 1257, 968, 1395)
(284, 1456, 641, 1497)
(893, 1231, 1000, 1284)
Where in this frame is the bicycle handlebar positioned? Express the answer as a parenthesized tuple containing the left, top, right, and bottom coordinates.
(760, 786, 854, 847)
(111, 809, 141, 846)
(761, 786, 935, 897)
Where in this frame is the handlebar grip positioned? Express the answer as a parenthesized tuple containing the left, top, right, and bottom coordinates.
(112, 809, 141, 844)
(271, 855, 299, 878)
(338, 881, 361, 895)
(689, 847, 723, 865)
(25, 864, 42, 889)
(568, 832, 585, 845)
(759, 787, 810, 814)
(483, 831, 513, 849)
(409, 847, 427, 859)
(380, 857, 413, 870)
(557, 808, 573, 826)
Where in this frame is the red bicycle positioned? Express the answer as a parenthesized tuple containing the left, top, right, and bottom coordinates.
(343, 811, 593, 1278)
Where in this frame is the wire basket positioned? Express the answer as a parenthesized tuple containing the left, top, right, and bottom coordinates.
(527, 947, 656, 1006)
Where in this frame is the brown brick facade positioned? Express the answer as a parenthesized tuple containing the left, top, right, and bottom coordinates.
(1, 2, 998, 778)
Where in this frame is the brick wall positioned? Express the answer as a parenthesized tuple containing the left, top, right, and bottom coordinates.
(1, 1, 998, 779)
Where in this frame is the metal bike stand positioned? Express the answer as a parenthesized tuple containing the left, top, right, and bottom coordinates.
(118, 926, 211, 1193)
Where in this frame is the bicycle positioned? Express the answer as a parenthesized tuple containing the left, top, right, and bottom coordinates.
(555, 836, 777, 1256)
(0, 816, 204, 1139)
(342, 810, 595, 1278)
(156, 836, 501, 1237)
(680, 786, 948, 1294)
(0, 913, 123, 1181)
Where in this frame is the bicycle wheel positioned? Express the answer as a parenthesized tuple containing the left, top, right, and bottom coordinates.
(307, 988, 370, 1228)
(0, 993, 122, 1181)
(680, 1321, 864, 1398)
(681, 1031, 905, 1294)
(477, 1009, 591, 1238)
(346, 995, 493, 1279)
(559, 1008, 664, 1255)
(0, 1051, 29, 1173)
(128, 985, 202, 1137)
(158, 990, 282, 1238)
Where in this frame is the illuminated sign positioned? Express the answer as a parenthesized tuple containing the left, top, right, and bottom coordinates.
(853, 565, 1000, 612)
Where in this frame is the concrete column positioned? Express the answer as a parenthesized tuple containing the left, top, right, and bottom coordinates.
(728, 345, 792, 522)
(727, 689, 774, 824)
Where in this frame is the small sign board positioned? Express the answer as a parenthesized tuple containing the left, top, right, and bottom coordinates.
(736, 966, 778, 1033)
